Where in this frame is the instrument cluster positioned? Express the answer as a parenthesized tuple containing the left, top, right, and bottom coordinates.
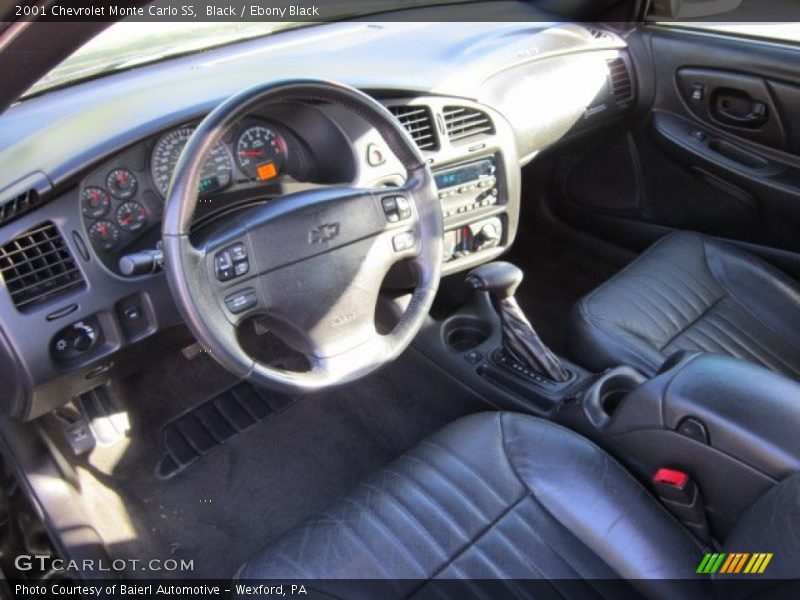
(79, 118, 308, 258)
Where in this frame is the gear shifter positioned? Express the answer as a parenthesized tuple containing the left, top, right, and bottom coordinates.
(467, 261, 571, 382)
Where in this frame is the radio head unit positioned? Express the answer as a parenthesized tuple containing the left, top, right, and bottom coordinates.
(434, 157, 500, 218)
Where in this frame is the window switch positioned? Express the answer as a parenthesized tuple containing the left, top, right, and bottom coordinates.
(123, 306, 141, 321)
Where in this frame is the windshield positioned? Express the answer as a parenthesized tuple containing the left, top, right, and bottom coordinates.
(24, 22, 309, 98)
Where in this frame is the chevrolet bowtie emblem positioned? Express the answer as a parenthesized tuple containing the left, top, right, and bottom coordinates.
(309, 222, 340, 244)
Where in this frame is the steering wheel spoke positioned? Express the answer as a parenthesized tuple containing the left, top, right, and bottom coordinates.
(308, 333, 394, 385)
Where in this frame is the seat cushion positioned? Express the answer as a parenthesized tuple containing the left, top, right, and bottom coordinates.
(568, 231, 800, 378)
(238, 412, 707, 599)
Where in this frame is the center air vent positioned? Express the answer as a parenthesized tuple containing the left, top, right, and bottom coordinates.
(443, 106, 495, 143)
(586, 27, 612, 41)
(607, 58, 633, 102)
(388, 105, 439, 151)
(0, 222, 85, 311)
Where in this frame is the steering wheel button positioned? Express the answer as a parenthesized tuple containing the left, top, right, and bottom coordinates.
(215, 250, 233, 269)
(229, 244, 247, 262)
(234, 260, 249, 277)
(396, 196, 412, 219)
(392, 231, 415, 252)
(225, 289, 257, 314)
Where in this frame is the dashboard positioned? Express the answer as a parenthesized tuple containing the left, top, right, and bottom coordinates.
(0, 16, 634, 420)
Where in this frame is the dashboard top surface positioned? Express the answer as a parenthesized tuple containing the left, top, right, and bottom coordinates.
(0, 15, 620, 193)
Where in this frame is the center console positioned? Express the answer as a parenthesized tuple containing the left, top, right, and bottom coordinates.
(555, 352, 800, 539)
(413, 271, 800, 544)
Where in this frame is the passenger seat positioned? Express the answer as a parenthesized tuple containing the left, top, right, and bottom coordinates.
(568, 231, 800, 379)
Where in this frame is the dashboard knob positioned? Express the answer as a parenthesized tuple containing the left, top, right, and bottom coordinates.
(72, 323, 96, 352)
(473, 223, 501, 250)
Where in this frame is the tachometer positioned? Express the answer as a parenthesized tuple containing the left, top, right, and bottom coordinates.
(235, 125, 287, 181)
(151, 127, 233, 197)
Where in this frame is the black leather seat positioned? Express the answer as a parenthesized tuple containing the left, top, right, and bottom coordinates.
(238, 412, 800, 598)
(568, 231, 800, 378)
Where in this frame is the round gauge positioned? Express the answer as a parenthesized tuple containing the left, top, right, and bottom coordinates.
(88, 220, 121, 251)
(116, 201, 148, 232)
(106, 168, 138, 200)
(81, 187, 111, 219)
(235, 125, 288, 181)
(150, 127, 233, 197)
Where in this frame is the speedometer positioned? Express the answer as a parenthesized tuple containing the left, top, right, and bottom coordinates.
(236, 125, 288, 181)
(150, 127, 233, 197)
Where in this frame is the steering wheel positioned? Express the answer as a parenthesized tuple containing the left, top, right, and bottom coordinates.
(162, 80, 442, 392)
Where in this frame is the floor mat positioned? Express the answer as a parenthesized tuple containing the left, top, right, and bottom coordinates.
(156, 382, 294, 479)
(73, 348, 485, 579)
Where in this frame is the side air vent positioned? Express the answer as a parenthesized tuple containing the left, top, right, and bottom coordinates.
(0, 222, 85, 311)
(0, 188, 45, 226)
(388, 105, 439, 151)
(607, 58, 633, 102)
(443, 106, 495, 143)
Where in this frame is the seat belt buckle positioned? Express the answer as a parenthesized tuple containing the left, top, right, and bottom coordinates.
(652, 468, 712, 544)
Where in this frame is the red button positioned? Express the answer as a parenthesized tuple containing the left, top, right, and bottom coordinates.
(653, 468, 688, 488)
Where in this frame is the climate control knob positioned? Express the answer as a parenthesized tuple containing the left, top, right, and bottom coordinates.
(473, 222, 501, 250)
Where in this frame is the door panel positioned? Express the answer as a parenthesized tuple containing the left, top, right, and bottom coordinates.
(552, 25, 800, 275)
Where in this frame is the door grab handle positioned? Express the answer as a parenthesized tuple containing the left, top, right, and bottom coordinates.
(712, 89, 768, 129)
(708, 139, 767, 170)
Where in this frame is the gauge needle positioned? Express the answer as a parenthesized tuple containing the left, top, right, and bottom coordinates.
(238, 151, 264, 157)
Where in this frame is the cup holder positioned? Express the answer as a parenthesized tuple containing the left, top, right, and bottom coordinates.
(583, 366, 647, 426)
(443, 316, 491, 353)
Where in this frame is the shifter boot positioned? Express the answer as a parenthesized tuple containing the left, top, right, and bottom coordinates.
(467, 261, 571, 382)
(496, 294, 571, 382)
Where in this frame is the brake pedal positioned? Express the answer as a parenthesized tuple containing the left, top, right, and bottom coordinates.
(53, 403, 95, 455)
(75, 386, 129, 446)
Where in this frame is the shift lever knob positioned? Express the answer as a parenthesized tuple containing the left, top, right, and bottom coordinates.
(466, 261, 523, 299)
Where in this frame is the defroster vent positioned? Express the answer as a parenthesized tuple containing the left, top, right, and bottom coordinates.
(388, 105, 439, 151)
(0, 222, 85, 311)
(443, 106, 495, 143)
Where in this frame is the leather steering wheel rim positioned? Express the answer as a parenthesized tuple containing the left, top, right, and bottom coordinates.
(162, 80, 442, 392)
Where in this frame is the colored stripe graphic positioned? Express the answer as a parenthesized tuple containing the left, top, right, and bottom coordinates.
(720, 553, 749, 573)
(698, 552, 773, 574)
(744, 553, 773, 574)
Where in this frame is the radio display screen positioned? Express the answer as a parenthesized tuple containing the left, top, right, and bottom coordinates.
(434, 158, 494, 190)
